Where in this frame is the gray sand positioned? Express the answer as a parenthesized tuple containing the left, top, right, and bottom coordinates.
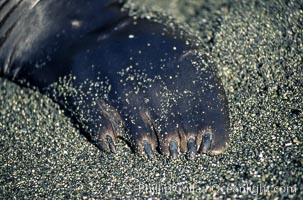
(1, 0, 302, 198)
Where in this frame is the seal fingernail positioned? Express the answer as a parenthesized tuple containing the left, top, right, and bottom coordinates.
(187, 138, 197, 160)
(199, 132, 212, 154)
(142, 140, 153, 159)
(169, 140, 178, 159)
(106, 135, 116, 153)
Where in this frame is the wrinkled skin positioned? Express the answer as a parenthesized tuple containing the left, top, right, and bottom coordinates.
(0, 0, 230, 159)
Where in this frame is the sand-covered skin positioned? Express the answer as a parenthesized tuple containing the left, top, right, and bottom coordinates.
(1, 0, 302, 198)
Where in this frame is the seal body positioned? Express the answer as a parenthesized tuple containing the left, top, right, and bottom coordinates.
(0, 0, 230, 159)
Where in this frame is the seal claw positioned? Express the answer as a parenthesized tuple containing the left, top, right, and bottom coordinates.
(142, 140, 153, 159)
(169, 140, 178, 159)
(187, 138, 197, 160)
(106, 135, 116, 153)
(199, 132, 212, 154)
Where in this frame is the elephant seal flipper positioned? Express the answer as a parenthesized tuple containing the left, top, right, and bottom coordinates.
(0, 0, 230, 159)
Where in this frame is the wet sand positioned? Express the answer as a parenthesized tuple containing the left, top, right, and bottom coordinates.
(1, 0, 302, 198)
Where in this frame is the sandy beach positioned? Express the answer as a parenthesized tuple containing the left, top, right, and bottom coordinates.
(1, 0, 302, 198)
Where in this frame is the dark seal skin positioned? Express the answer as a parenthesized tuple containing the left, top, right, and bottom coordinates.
(0, 0, 230, 159)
